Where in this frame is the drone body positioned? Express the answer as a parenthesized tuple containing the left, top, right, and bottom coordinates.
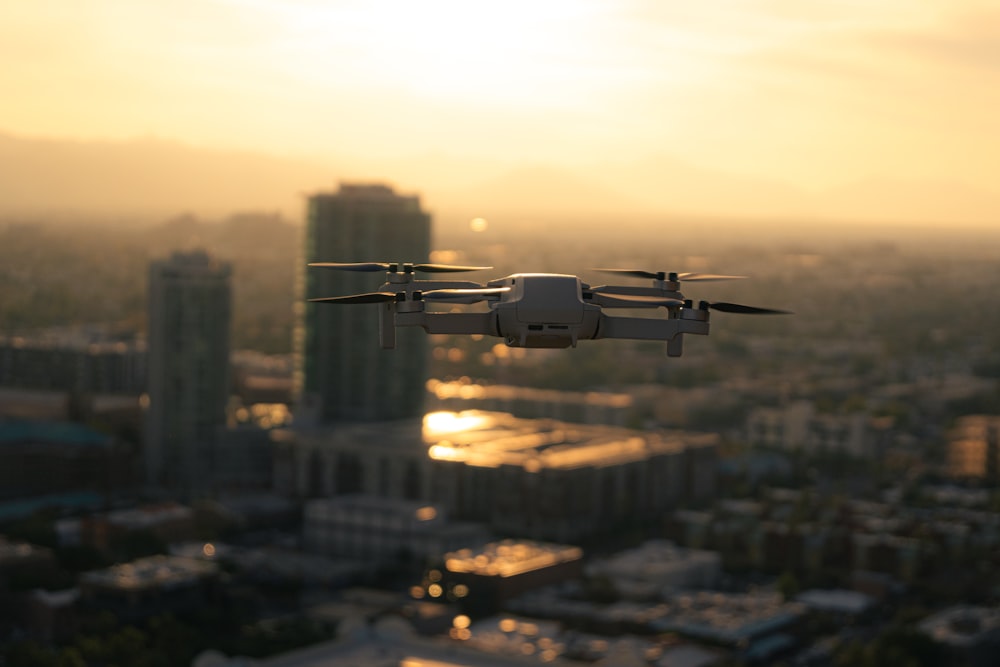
(308, 263, 788, 357)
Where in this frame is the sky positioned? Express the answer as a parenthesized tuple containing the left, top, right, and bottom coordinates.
(2, 0, 999, 218)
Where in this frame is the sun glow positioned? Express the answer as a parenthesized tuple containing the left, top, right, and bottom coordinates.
(244, 0, 610, 106)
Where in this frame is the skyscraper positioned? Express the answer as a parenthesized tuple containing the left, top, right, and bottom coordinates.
(298, 183, 431, 424)
(146, 250, 231, 498)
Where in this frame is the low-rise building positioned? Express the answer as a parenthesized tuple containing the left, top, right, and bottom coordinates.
(0, 537, 60, 629)
(649, 591, 805, 649)
(76, 502, 196, 552)
(919, 606, 1000, 667)
(746, 401, 870, 457)
(0, 419, 134, 501)
(79, 554, 219, 621)
(948, 415, 1000, 481)
(425, 411, 718, 542)
(795, 589, 875, 619)
(443, 540, 584, 617)
(304, 495, 489, 568)
(276, 410, 719, 543)
(585, 540, 720, 600)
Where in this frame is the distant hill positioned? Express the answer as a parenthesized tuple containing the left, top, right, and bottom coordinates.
(0, 132, 336, 222)
(437, 164, 647, 221)
(1, 131, 997, 229)
(813, 178, 1000, 226)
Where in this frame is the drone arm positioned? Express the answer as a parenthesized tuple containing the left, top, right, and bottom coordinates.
(380, 279, 486, 292)
(596, 315, 709, 358)
(589, 292, 681, 309)
(596, 313, 709, 346)
(395, 311, 498, 336)
(379, 302, 396, 349)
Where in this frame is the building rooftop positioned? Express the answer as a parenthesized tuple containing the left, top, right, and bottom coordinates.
(81, 555, 217, 592)
(0, 536, 52, 564)
(427, 379, 633, 408)
(154, 249, 231, 278)
(0, 324, 145, 353)
(796, 589, 874, 615)
(198, 614, 556, 666)
(101, 502, 194, 529)
(0, 492, 103, 523)
(0, 419, 112, 448)
(919, 606, 1000, 648)
(585, 540, 720, 589)
(308, 182, 422, 207)
(649, 591, 805, 644)
(445, 539, 583, 578)
(306, 495, 445, 524)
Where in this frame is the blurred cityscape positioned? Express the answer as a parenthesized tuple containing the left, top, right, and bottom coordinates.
(2, 182, 1000, 667)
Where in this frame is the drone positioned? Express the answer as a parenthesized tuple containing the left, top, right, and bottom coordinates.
(308, 262, 789, 357)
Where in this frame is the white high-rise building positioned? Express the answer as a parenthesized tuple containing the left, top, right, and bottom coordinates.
(146, 250, 231, 497)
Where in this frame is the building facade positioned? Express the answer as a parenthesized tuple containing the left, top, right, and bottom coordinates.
(146, 250, 231, 497)
(746, 400, 871, 457)
(0, 420, 133, 502)
(303, 495, 489, 567)
(948, 415, 1000, 481)
(298, 183, 431, 424)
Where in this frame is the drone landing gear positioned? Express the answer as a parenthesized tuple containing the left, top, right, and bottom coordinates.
(668, 335, 683, 357)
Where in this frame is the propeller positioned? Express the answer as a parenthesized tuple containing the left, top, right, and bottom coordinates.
(698, 301, 791, 315)
(594, 269, 745, 282)
(310, 286, 510, 306)
(309, 262, 491, 273)
(309, 292, 399, 304)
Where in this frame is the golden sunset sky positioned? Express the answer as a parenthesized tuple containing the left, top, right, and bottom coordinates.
(3, 0, 999, 222)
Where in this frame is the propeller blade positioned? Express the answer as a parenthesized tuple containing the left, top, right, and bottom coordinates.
(308, 262, 491, 273)
(422, 287, 510, 303)
(594, 269, 744, 282)
(676, 273, 746, 282)
(594, 268, 662, 280)
(708, 302, 791, 315)
(413, 263, 492, 273)
(309, 292, 399, 304)
(309, 262, 394, 272)
(592, 293, 684, 308)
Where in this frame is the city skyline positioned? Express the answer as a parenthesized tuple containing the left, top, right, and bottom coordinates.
(2, 188, 1000, 665)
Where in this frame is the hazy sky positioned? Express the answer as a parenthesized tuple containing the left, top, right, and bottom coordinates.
(3, 0, 999, 195)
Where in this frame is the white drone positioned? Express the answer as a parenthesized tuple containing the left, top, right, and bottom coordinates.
(308, 262, 789, 357)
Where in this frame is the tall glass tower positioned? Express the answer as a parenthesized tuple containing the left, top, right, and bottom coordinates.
(146, 250, 231, 498)
(297, 183, 431, 424)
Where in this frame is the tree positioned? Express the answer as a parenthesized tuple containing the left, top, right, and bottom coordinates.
(834, 626, 944, 667)
(777, 570, 800, 601)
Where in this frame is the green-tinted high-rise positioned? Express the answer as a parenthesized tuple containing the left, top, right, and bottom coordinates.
(297, 183, 431, 424)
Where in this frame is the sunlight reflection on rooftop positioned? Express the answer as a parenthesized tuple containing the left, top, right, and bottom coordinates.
(445, 540, 583, 578)
(423, 409, 703, 471)
(423, 411, 495, 439)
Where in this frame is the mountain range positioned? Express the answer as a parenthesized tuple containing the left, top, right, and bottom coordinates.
(1, 131, 997, 230)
